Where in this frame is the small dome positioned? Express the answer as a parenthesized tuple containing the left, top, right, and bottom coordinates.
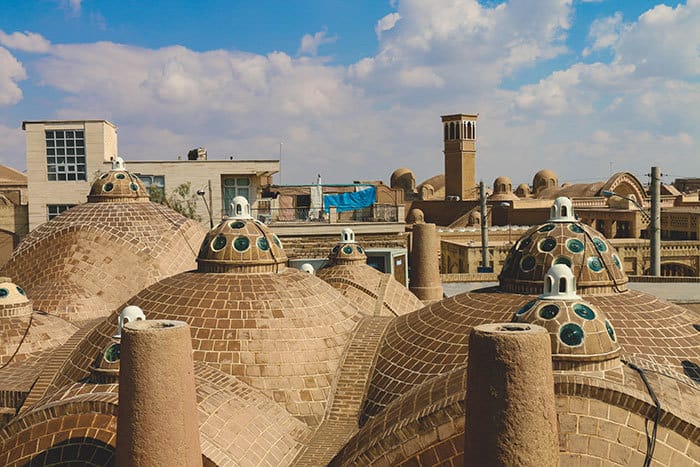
(533, 169, 558, 194)
(0, 279, 77, 366)
(541, 263, 579, 300)
(407, 208, 425, 224)
(197, 200, 287, 273)
(327, 229, 366, 265)
(513, 266, 620, 369)
(493, 176, 512, 193)
(390, 168, 416, 192)
(499, 200, 628, 294)
(88, 160, 149, 203)
(549, 197, 576, 222)
(512, 299, 620, 366)
(489, 176, 518, 201)
(0, 278, 31, 314)
(317, 232, 423, 317)
(515, 183, 531, 198)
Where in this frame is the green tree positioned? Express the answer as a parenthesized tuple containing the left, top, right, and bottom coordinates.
(150, 182, 202, 222)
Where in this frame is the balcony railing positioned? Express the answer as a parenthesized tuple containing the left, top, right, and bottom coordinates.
(250, 204, 400, 224)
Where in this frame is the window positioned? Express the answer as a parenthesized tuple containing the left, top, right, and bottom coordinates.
(134, 174, 165, 202)
(47, 204, 76, 221)
(46, 130, 86, 181)
(223, 177, 251, 215)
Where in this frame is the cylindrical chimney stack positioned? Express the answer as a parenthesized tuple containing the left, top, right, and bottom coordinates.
(465, 323, 559, 466)
(409, 222, 443, 302)
(116, 320, 202, 467)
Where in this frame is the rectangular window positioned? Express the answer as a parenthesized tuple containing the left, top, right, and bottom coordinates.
(222, 177, 251, 215)
(46, 130, 86, 181)
(47, 204, 76, 221)
(134, 174, 165, 202)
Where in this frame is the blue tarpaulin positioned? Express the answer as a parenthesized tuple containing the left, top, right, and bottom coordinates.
(323, 186, 376, 213)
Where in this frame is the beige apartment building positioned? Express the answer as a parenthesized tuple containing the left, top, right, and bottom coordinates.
(23, 120, 279, 230)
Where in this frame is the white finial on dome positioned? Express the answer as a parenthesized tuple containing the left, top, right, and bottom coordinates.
(300, 263, 315, 274)
(549, 197, 576, 222)
(541, 264, 580, 300)
(114, 305, 146, 339)
(340, 228, 356, 243)
(230, 196, 252, 219)
(111, 156, 125, 171)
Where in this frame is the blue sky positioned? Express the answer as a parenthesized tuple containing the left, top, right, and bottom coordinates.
(0, 0, 698, 187)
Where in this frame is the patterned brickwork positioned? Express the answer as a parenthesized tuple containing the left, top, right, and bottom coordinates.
(19, 319, 103, 413)
(334, 362, 700, 466)
(2, 362, 316, 466)
(317, 264, 423, 317)
(0, 312, 77, 366)
(361, 290, 528, 423)
(126, 269, 363, 427)
(332, 368, 466, 466)
(500, 221, 628, 294)
(362, 286, 700, 424)
(197, 216, 287, 273)
(22, 268, 365, 428)
(293, 316, 392, 466)
(193, 362, 312, 466)
(587, 290, 700, 375)
(0, 201, 206, 322)
(557, 396, 700, 466)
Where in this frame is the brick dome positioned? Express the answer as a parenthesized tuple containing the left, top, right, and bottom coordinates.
(0, 278, 77, 366)
(37, 208, 364, 428)
(0, 192, 206, 323)
(197, 197, 286, 273)
(317, 230, 423, 317)
(499, 199, 628, 294)
(87, 170, 149, 203)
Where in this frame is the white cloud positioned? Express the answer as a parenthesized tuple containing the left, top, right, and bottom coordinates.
(375, 12, 401, 39)
(2, 0, 699, 187)
(583, 12, 624, 56)
(0, 30, 51, 53)
(612, 2, 700, 78)
(298, 29, 337, 56)
(0, 47, 26, 105)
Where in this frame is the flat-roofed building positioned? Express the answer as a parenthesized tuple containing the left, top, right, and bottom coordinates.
(23, 120, 279, 230)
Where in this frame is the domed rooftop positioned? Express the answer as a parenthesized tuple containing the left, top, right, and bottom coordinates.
(499, 197, 628, 294)
(316, 229, 423, 317)
(512, 265, 621, 370)
(35, 202, 365, 428)
(360, 198, 698, 424)
(533, 169, 558, 194)
(87, 158, 149, 203)
(197, 196, 287, 273)
(0, 160, 207, 323)
(489, 176, 518, 201)
(0, 278, 77, 367)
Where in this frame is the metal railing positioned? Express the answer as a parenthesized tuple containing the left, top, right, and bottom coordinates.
(250, 204, 400, 224)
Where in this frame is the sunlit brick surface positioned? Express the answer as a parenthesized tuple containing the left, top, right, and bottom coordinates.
(317, 263, 423, 317)
(1, 201, 206, 323)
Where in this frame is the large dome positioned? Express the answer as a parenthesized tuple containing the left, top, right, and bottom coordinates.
(30, 200, 365, 428)
(360, 198, 699, 425)
(499, 197, 628, 294)
(0, 162, 206, 323)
